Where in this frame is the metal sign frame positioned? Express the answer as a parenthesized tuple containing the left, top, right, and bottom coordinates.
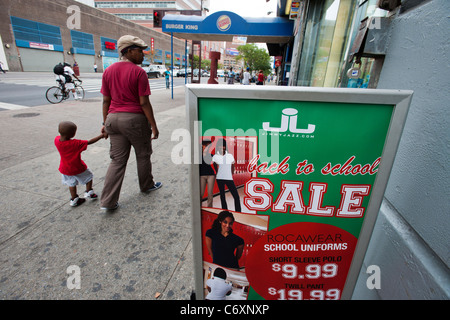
(187, 85, 413, 300)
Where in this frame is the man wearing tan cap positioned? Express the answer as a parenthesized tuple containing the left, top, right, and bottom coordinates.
(100, 35, 162, 210)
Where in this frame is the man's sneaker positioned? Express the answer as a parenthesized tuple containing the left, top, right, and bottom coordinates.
(145, 182, 162, 192)
(70, 196, 86, 207)
(84, 190, 98, 200)
(100, 202, 119, 211)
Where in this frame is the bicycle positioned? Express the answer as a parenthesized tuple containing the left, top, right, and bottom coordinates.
(45, 79, 85, 104)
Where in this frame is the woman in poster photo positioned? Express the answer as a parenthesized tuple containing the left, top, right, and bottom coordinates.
(205, 211, 244, 269)
(212, 138, 242, 213)
(200, 138, 216, 208)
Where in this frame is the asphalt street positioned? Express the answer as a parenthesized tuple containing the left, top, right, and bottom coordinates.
(0, 71, 189, 109)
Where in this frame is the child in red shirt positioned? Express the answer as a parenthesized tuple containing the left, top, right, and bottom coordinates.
(55, 121, 105, 207)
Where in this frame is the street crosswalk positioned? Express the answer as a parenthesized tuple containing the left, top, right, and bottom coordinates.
(0, 77, 102, 92)
(0, 101, 30, 110)
(0, 77, 184, 93)
(0, 76, 187, 111)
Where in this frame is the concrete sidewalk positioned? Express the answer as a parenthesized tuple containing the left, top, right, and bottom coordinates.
(0, 86, 194, 300)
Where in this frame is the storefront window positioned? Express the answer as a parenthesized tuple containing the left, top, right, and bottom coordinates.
(338, 0, 389, 88)
(296, 0, 357, 87)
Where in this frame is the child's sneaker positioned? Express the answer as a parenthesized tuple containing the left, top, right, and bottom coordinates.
(84, 189, 98, 200)
(70, 196, 86, 207)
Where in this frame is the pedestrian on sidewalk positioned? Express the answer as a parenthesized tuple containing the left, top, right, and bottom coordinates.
(243, 67, 251, 85)
(227, 67, 235, 85)
(100, 35, 162, 211)
(256, 70, 265, 85)
(0, 61, 6, 74)
(54, 121, 105, 207)
(164, 67, 170, 89)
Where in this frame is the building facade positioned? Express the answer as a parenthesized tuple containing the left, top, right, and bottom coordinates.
(93, 0, 201, 29)
(0, 0, 187, 72)
(92, 0, 240, 71)
(93, 0, 244, 71)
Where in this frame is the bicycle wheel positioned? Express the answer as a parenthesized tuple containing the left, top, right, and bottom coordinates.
(75, 85, 85, 100)
(46, 86, 64, 104)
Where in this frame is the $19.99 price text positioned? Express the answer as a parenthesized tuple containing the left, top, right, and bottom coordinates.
(268, 287, 341, 300)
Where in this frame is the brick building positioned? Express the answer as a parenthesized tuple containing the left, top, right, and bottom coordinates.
(0, 0, 186, 72)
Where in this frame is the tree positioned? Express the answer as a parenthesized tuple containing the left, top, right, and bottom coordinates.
(190, 55, 211, 71)
(202, 59, 211, 71)
(236, 44, 272, 75)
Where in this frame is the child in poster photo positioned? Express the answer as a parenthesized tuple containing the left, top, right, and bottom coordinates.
(212, 138, 241, 212)
(205, 267, 232, 300)
(205, 211, 244, 269)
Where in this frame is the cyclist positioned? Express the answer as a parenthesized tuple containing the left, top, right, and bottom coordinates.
(56, 63, 82, 100)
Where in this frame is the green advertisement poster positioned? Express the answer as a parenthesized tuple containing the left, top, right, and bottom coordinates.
(187, 86, 412, 300)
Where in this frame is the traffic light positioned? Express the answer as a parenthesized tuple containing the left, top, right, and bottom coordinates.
(153, 10, 162, 28)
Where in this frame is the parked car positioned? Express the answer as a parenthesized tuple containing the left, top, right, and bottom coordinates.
(148, 64, 166, 77)
(192, 69, 209, 77)
(177, 69, 185, 77)
(177, 68, 191, 77)
(142, 66, 159, 79)
(217, 69, 225, 77)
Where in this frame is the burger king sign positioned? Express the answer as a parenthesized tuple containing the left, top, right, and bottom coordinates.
(216, 15, 231, 32)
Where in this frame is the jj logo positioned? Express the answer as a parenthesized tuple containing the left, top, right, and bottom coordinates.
(263, 108, 315, 134)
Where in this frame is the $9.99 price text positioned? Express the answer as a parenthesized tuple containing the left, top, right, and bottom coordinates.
(272, 262, 338, 279)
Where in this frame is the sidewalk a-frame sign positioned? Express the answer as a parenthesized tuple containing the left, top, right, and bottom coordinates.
(187, 85, 413, 300)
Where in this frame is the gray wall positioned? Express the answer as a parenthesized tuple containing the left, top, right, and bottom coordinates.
(353, 0, 450, 299)
(17, 48, 64, 71)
